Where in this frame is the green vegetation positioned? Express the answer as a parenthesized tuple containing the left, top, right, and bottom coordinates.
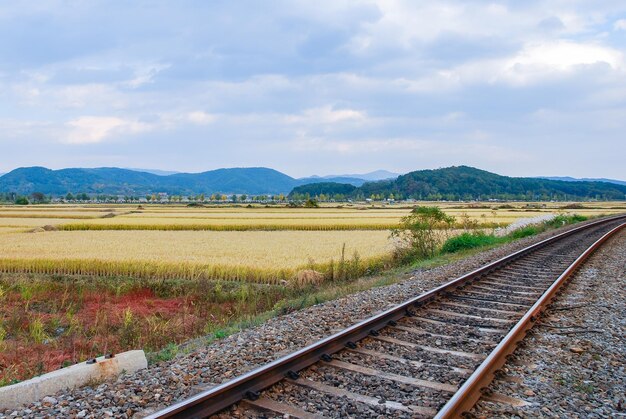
(0, 167, 300, 196)
(0, 166, 361, 197)
(441, 232, 500, 253)
(391, 206, 456, 260)
(149, 343, 179, 363)
(290, 182, 357, 201)
(439, 213, 591, 253)
(510, 226, 539, 239)
(545, 214, 588, 228)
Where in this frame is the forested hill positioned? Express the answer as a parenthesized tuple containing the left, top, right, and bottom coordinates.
(0, 166, 368, 196)
(290, 166, 626, 201)
(0, 167, 295, 195)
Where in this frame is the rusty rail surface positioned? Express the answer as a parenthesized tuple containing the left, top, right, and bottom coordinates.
(147, 214, 626, 419)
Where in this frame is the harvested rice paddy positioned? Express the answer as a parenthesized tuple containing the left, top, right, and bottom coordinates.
(0, 202, 622, 282)
(0, 230, 392, 268)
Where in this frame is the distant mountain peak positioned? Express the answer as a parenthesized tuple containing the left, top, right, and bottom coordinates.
(539, 176, 626, 186)
(125, 168, 180, 176)
(319, 169, 401, 181)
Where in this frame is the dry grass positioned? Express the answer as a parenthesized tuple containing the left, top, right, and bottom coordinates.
(58, 222, 400, 231)
(3, 203, 624, 232)
(0, 217, 93, 228)
(0, 229, 392, 266)
(0, 227, 25, 234)
(0, 213, 100, 219)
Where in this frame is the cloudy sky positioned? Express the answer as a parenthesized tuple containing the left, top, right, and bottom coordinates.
(1, 1, 625, 178)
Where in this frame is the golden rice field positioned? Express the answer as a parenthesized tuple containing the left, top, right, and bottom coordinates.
(0, 202, 623, 283)
(0, 230, 394, 283)
(1, 202, 624, 234)
(0, 230, 392, 267)
(0, 217, 97, 228)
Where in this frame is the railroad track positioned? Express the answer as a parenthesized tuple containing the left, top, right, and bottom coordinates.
(147, 215, 626, 419)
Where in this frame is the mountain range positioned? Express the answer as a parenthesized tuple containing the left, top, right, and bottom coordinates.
(539, 176, 626, 186)
(127, 168, 399, 181)
(1, 166, 625, 200)
(290, 166, 626, 201)
(0, 167, 397, 196)
(320, 170, 400, 181)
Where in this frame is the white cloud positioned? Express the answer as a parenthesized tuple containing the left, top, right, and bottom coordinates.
(124, 63, 171, 88)
(507, 40, 622, 70)
(496, 40, 624, 85)
(344, 1, 601, 54)
(405, 40, 625, 89)
(348, 2, 510, 52)
(64, 116, 151, 144)
(614, 19, 626, 31)
(187, 111, 217, 125)
(285, 106, 367, 125)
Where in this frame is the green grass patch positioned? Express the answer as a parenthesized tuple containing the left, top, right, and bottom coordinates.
(441, 232, 501, 253)
(148, 343, 179, 363)
(545, 214, 588, 228)
(509, 225, 539, 239)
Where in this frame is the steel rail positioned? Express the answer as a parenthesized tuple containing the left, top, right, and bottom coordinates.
(435, 220, 626, 418)
(147, 214, 626, 419)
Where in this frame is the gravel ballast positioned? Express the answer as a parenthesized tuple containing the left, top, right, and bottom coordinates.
(1, 218, 622, 418)
(471, 228, 626, 418)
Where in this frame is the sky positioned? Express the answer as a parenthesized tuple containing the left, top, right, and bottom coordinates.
(1, 1, 625, 179)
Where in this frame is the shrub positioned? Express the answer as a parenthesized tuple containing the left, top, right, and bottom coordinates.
(14, 197, 29, 205)
(391, 206, 456, 259)
(441, 232, 499, 253)
(561, 203, 584, 209)
(509, 226, 538, 239)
